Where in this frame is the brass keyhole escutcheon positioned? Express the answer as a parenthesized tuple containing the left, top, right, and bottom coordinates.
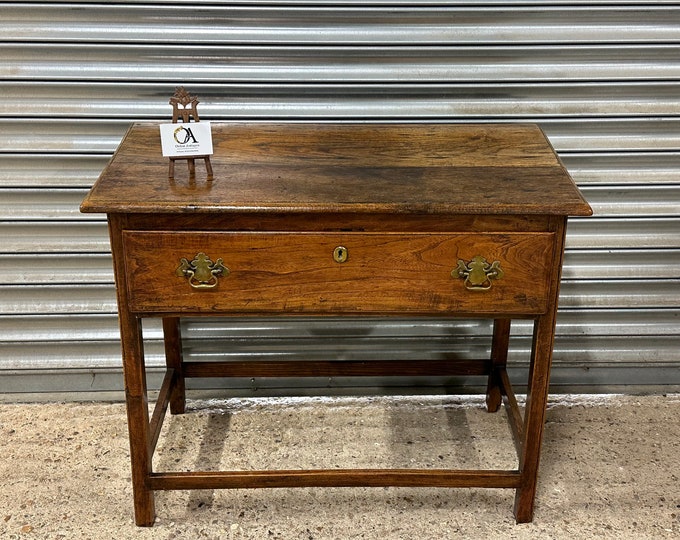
(333, 246, 348, 263)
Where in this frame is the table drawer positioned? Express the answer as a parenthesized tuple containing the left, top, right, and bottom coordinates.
(122, 231, 555, 314)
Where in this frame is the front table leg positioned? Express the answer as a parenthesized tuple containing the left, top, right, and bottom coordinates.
(514, 313, 558, 523)
(119, 309, 156, 526)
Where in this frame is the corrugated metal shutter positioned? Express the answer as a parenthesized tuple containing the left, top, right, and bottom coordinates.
(1, 0, 678, 399)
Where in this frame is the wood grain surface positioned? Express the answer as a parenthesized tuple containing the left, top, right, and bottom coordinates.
(81, 123, 592, 217)
(123, 231, 554, 315)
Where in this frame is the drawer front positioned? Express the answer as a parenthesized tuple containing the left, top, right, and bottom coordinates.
(122, 231, 556, 314)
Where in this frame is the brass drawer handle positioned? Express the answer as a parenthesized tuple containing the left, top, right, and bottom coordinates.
(176, 252, 230, 289)
(453, 256, 504, 291)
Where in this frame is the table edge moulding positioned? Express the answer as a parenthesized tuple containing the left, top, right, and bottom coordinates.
(80, 122, 592, 527)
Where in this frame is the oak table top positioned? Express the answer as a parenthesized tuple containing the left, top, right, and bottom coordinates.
(81, 122, 591, 217)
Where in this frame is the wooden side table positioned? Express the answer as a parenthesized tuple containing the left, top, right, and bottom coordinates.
(81, 122, 591, 526)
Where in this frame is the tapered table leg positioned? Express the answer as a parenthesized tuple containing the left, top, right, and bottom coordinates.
(119, 310, 156, 526)
(513, 313, 557, 523)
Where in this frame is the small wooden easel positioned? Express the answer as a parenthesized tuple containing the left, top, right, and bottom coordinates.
(168, 87, 213, 179)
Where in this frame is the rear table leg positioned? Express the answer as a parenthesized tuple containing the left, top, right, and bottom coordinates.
(487, 319, 511, 413)
(163, 317, 186, 415)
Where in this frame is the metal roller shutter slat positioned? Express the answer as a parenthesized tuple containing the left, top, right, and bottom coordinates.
(1, 0, 677, 397)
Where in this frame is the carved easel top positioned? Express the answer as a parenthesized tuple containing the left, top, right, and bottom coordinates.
(169, 87, 201, 123)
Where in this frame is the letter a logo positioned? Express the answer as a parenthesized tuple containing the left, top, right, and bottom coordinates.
(173, 126, 198, 145)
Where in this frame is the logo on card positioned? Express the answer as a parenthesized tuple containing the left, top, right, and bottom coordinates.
(160, 122, 213, 157)
(173, 125, 198, 145)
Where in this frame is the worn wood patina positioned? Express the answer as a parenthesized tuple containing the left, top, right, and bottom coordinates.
(81, 122, 591, 526)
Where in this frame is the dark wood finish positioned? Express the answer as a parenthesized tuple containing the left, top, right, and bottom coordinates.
(122, 212, 555, 233)
(81, 122, 591, 526)
(81, 123, 591, 217)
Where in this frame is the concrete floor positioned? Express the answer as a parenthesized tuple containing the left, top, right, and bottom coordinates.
(0, 394, 679, 539)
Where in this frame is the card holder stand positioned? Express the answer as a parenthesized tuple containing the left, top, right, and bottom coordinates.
(167, 87, 213, 180)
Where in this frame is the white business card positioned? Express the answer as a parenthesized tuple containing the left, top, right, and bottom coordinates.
(160, 121, 213, 157)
